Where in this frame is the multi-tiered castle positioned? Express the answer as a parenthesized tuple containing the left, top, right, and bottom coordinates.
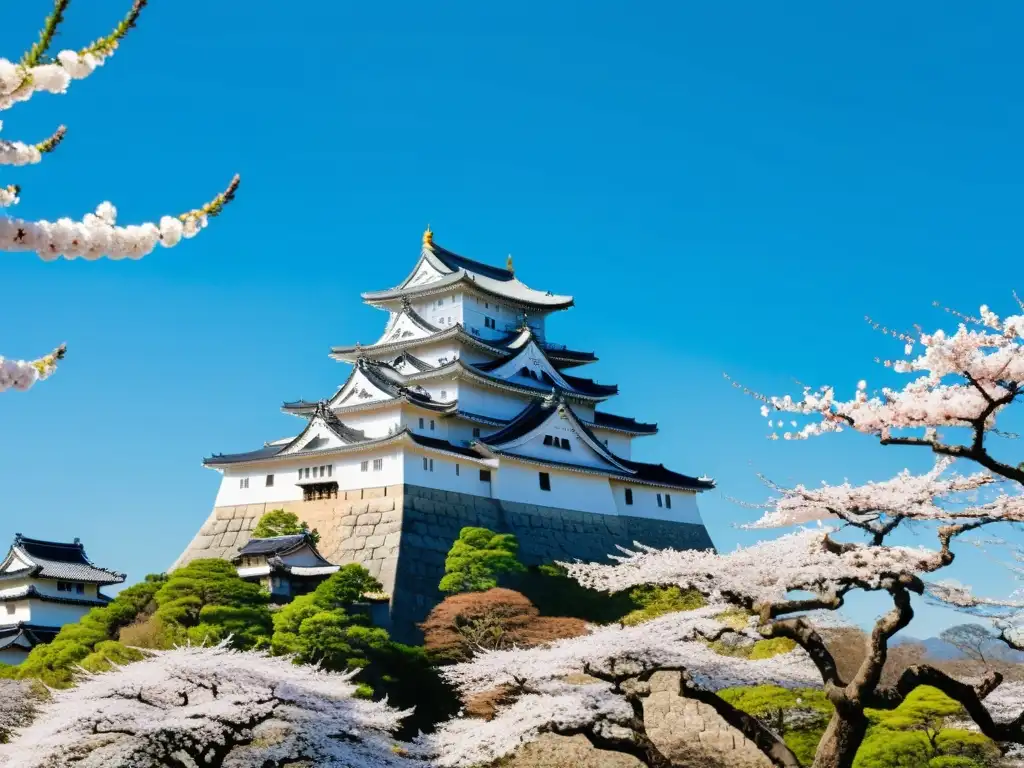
(175, 230, 715, 638)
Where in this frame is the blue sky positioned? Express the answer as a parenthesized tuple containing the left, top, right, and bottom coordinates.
(2, 1, 1023, 637)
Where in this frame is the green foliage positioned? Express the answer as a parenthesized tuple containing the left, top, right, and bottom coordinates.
(719, 685, 831, 765)
(620, 585, 706, 625)
(438, 527, 526, 594)
(251, 509, 320, 545)
(153, 559, 272, 650)
(854, 687, 1001, 768)
(17, 575, 165, 687)
(269, 565, 460, 737)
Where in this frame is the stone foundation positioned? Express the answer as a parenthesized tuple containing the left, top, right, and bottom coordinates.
(173, 484, 715, 641)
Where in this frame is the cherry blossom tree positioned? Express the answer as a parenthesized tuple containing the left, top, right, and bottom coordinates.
(1, 0, 238, 393)
(0, 643, 418, 768)
(413, 460, 1024, 768)
(0, 680, 38, 744)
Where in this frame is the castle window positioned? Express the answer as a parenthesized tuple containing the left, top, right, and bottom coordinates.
(266, 474, 274, 487)
(239, 477, 249, 489)
(560, 438, 571, 450)
(624, 488, 633, 505)
(455, 464, 460, 476)
(423, 457, 434, 472)
(312, 467, 319, 479)
(485, 317, 496, 329)
(440, 390, 447, 400)
(657, 493, 663, 508)
(419, 417, 424, 429)
(75, 583, 85, 594)
(320, 465, 326, 476)
(665, 494, 672, 509)
(539, 472, 551, 491)
(5, 605, 13, 615)
(327, 465, 332, 477)
(430, 420, 435, 431)
(472, 428, 481, 438)
(373, 458, 383, 472)
(480, 469, 491, 482)
(360, 461, 369, 472)
(303, 468, 310, 479)
(543, 435, 553, 446)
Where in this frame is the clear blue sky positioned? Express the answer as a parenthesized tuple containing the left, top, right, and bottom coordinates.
(3, 1, 1023, 637)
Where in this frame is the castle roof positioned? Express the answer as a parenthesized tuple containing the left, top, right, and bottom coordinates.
(476, 394, 713, 492)
(204, 426, 492, 468)
(0, 584, 113, 607)
(0, 535, 126, 585)
(0, 623, 61, 654)
(329, 319, 597, 369)
(362, 238, 574, 311)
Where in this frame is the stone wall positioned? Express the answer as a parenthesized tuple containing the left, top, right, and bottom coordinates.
(173, 484, 715, 642)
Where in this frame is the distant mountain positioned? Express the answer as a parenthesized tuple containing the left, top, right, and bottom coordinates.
(893, 634, 1024, 663)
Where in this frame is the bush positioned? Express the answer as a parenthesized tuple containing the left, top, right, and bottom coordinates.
(439, 527, 526, 594)
(420, 588, 587, 663)
(251, 509, 320, 545)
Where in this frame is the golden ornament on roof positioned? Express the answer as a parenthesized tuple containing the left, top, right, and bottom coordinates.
(422, 225, 433, 246)
(506, 254, 514, 272)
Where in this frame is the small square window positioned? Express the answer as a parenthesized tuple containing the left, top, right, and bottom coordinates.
(625, 488, 633, 505)
(665, 494, 672, 509)
(560, 438, 571, 450)
(539, 472, 551, 491)
(5, 604, 13, 615)
(480, 469, 491, 482)
(543, 435, 554, 446)
(266, 474, 275, 487)
(472, 428, 481, 438)
(312, 466, 319, 478)
(373, 458, 383, 471)
(657, 493, 663, 508)
(320, 465, 326, 476)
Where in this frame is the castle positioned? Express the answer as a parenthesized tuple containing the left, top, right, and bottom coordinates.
(174, 229, 715, 639)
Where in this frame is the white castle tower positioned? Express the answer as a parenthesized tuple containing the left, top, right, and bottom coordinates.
(177, 229, 715, 637)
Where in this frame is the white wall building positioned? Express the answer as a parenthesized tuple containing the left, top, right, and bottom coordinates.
(0, 535, 125, 665)
(203, 228, 714, 524)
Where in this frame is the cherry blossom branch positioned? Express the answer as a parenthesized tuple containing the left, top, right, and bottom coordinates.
(20, 0, 72, 68)
(0, 343, 66, 392)
(0, 125, 66, 166)
(0, 174, 240, 261)
(761, 617, 844, 689)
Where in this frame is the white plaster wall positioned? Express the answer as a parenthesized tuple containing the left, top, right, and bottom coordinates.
(213, 448, 404, 506)
(445, 419, 497, 445)
(403, 453, 494, 496)
(331, 369, 394, 408)
(413, 294, 462, 329)
(21, 599, 94, 628)
(589, 428, 632, 458)
(506, 423, 618, 471)
(341, 407, 402, 439)
(610, 483, 703, 524)
(572, 403, 596, 421)
(458, 383, 532, 421)
(0, 598, 29, 626)
(406, 410, 450, 440)
(493, 462, 618, 515)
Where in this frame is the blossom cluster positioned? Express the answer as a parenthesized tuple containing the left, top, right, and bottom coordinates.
(0, 201, 201, 261)
(756, 303, 1024, 441)
(0, 49, 109, 112)
(560, 529, 944, 606)
(0, 643, 417, 768)
(0, 346, 63, 393)
(746, 458, 1001, 530)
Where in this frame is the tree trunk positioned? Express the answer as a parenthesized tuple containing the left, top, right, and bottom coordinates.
(812, 709, 868, 768)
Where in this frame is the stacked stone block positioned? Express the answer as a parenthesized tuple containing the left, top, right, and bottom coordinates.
(173, 484, 714, 641)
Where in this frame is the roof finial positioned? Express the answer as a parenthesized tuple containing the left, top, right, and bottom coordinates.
(423, 225, 433, 247)
(506, 253, 514, 273)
